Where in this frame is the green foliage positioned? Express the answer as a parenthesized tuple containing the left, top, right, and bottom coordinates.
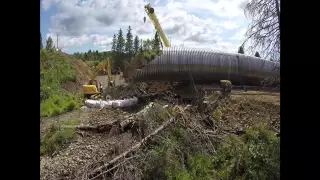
(125, 26, 134, 58)
(142, 123, 279, 180)
(40, 32, 43, 50)
(73, 51, 111, 61)
(212, 108, 222, 121)
(85, 60, 100, 68)
(143, 39, 153, 51)
(212, 123, 280, 180)
(40, 94, 81, 117)
(40, 50, 82, 117)
(134, 36, 140, 55)
(112, 34, 117, 53)
(116, 28, 125, 53)
(153, 32, 161, 54)
(142, 50, 157, 61)
(40, 120, 80, 156)
(46, 36, 54, 51)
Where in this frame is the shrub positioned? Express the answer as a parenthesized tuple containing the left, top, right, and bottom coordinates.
(40, 120, 79, 156)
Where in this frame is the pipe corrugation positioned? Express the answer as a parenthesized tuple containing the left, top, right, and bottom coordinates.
(133, 47, 280, 86)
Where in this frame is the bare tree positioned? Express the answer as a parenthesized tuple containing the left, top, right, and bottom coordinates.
(242, 0, 280, 61)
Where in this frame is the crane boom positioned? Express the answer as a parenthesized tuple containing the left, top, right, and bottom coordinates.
(144, 3, 170, 48)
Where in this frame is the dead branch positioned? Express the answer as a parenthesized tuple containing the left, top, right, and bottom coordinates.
(243, 0, 280, 60)
(89, 156, 135, 180)
(88, 117, 175, 179)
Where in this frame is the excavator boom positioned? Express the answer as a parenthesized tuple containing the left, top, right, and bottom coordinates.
(107, 57, 112, 81)
(144, 3, 170, 48)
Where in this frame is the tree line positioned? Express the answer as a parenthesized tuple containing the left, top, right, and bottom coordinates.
(40, 32, 56, 52)
(71, 26, 161, 70)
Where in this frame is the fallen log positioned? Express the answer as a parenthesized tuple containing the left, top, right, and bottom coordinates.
(88, 117, 176, 180)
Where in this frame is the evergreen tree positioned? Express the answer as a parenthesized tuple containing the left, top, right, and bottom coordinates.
(153, 32, 161, 54)
(134, 36, 139, 55)
(45, 36, 54, 51)
(115, 28, 126, 69)
(125, 26, 133, 58)
(95, 50, 99, 60)
(40, 32, 43, 50)
(111, 34, 117, 52)
(139, 39, 143, 53)
(116, 29, 125, 54)
(238, 46, 244, 54)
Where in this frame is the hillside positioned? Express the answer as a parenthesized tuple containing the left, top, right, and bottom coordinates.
(40, 50, 93, 117)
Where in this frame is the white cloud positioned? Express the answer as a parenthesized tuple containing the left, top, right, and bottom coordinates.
(41, 0, 250, 53)
(230, 28, 247, 41)
(222, 21, 240, 30)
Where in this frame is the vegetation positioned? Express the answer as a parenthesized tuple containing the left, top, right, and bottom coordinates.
(40, 32, 43, 50)
(141, 122, 279, 180)
(46, 36, 54, 52)
(243, 0, 280, 60)
(72, 26, 161, 73)
(40, 50, 82, 117)
(40, 120, 80, 156)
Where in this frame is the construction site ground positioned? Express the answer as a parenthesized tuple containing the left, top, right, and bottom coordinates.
(40, 88, 280, 180)
(41, 54, 279, 179)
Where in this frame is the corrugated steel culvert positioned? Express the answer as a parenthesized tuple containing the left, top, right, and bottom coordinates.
(133, 47, 280, 86)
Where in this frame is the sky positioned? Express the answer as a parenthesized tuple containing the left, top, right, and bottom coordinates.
(40, 0, 250, 54)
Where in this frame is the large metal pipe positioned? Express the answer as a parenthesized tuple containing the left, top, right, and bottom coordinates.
(133, 47, 280, 86)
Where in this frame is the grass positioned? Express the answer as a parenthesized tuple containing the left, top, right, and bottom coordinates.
(40, 50, 83, 117)
(40, 120, 80, 156)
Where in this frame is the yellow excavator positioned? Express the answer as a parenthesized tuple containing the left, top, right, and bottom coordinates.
(83, 77, 101, 99)
(83, 57, 113, 99)
(144, 3, 170, 48)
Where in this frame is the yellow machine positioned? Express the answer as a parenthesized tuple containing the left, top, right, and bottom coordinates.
(144, 3, 170, 48)
(83, 79, 101, 99)
(107, 57, 114, 87)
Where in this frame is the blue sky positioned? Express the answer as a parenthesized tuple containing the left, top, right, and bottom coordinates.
(40, 0, 249, 54)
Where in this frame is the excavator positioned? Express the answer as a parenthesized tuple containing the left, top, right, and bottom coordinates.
(106, 56, 114, 87)
(82, 57, 114, 99)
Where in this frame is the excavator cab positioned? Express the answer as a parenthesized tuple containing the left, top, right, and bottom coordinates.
(83, 79, 100, 99)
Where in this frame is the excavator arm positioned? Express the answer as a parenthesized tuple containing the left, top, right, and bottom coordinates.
(144, 3, 170, 48)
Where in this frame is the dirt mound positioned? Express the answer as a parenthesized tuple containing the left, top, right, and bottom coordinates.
(61, 53, 94, 92)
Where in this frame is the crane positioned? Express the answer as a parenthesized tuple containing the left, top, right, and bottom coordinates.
(144, 3, 170, 48)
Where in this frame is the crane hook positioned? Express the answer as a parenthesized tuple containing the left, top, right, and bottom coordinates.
(143, 16, 146, 23)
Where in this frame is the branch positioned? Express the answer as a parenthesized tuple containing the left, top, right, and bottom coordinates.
(88, 117, 176, 179)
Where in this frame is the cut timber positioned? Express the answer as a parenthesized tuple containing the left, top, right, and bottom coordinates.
(89, 117, 175, 179)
